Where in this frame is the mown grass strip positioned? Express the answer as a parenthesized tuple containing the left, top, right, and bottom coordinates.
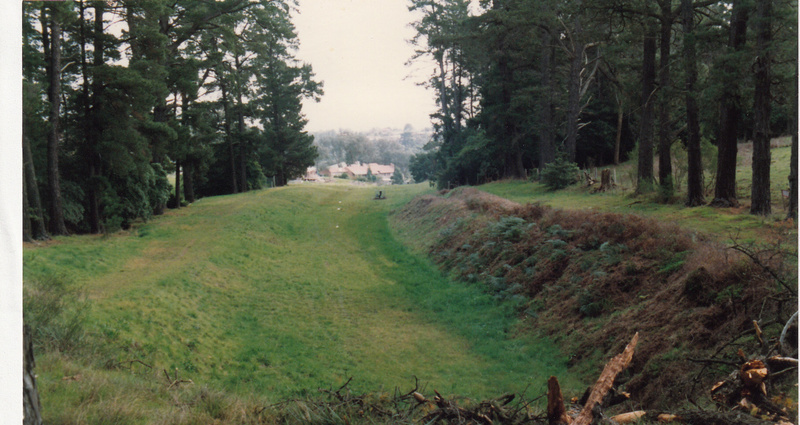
(25, 183, 579, 424)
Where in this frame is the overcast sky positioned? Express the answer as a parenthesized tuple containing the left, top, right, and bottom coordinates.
(291, 0, 436, 133)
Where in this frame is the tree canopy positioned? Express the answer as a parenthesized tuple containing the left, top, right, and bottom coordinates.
(408, 0, 797, 216)
(22, 0, 321, 237)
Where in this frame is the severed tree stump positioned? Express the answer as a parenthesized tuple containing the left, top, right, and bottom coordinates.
(598, 169, 613, 192)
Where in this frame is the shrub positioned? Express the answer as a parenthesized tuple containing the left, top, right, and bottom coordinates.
(578, 290, 606, 318)
(23, 273, 89, 353)
(541, 154, 580, 190)
(487, 217, 529, 242)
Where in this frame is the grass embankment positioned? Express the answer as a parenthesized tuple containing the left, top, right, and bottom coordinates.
(25, 183, 575, 424)
(390, 186, 796, 411)
(481, 142, 796, 243)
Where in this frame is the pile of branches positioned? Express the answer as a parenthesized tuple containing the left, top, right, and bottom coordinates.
(545, 328, 797, 425)
(267, 376, 552, 425)
(265, 326, 796, 425)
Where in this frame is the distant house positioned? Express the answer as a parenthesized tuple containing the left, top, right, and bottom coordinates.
(345, 162, 370, 178)
(317, 161, 396, 183)
(367, 163, 395, 183)
(319, 163, 348, 178)
(302, 167, 324, 182)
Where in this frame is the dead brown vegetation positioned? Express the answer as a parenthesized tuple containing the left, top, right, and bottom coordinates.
(391, 187, 797, 412)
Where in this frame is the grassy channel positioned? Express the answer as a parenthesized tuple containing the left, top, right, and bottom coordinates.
(25, 183, 576, 423)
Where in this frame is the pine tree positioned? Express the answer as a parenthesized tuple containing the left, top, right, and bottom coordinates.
(683, 0, 706, 207)
(750, 0, 772, 215)
(657, 0, 677, 199)
(637, 21, 657, 193)
(711, 0, 749, 208)
(42, 3, 69, 235)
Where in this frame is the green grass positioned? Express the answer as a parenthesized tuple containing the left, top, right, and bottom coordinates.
(480, 143, 796, 243)
(25, 183, 578, 423)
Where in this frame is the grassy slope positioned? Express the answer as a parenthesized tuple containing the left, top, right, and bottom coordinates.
(480, 143, 795, 243)
(25, 183, 575, 424)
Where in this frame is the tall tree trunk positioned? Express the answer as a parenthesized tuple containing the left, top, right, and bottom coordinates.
(683, 0, 705, 206)
(614, 94, 623, 165)
(539, 28, 556, 170)
(637, 23, 657, 193)
(23, 134, 48, 241)
(184, 160, 195, 203)
(788, 65, 798, 221)
(712, 0, 749, 207)
(219, 80, 238, 194)
(438, 54, 453, 139)
(750, 0, 772, 215)
(565, 14, 584, 163)
(174, 159, 181, 208)
(657, 3, 674, 198)
(234, 53, 248, 192)
(452, 55, 464, 135)
(86, 0, 104, 233)
(23, 170, 32, 242)
(44, 7, 68, 235)
(498, 42, 522, 179)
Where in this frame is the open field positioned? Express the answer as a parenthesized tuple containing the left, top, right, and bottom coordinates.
(25, 183, 578, 423)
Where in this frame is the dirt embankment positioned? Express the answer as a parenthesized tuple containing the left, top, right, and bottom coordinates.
(390, 187, 795, 409)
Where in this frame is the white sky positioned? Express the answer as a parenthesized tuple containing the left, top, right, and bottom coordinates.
(291, 0, 437, 133)
(1, 2, 22, 421)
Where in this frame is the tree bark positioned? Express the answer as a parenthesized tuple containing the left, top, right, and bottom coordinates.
(637, 23, 657, 192)
(565, 11, 585, 163)
(657, 2, 674, 197)
(87, 0, 105, 234)
(44, 7, 68, 235)
(23, 168, 32, 243)
(219, 79, 238, 194)
(184, 160, 195, 203)
(614, 94, 623, 165)
(750, 0, 772, 215)
(683, 0, 705, 207)
(234, 52, 248, 192)
(712, 0, 749, 207)
(539, 28, 556, 170)
(547, 376, 570, 425)
(174, 159, 181, 208)
(788, 64, 798, 221)
(23, 325, 43, 425)
(23, 134, 48, 241)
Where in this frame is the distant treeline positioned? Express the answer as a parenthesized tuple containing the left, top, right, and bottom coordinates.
(313, 125, 430, 178)
(407, 0, 797, 216)
(23, 0, 321, 239)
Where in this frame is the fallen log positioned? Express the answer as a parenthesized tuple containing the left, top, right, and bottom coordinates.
(609, 410, 645, 424)
(643, 410, 790, 425)
(573, 333, 639, 425)
(767, 356, 799, 371)
(546, 333, 639, 425)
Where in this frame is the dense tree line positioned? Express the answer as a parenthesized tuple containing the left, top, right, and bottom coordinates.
(408, 0, 797, 216)
(22, 0, 321, 239)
